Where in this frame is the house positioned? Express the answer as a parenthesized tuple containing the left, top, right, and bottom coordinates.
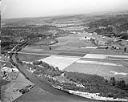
(93, 39, 107, 46)
(85, 36, 91, 40)
(99, 26, 106, 29)
(111, 45, 121, 50)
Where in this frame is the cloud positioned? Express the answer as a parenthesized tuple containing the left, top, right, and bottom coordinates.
(2, 0, 128, 18)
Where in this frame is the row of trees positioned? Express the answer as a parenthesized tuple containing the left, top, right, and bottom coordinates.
(31, 60, 63, 77)
(63, 72, 128, 98)
(87, 14, 128, 39)
(109, 77, 128, 90)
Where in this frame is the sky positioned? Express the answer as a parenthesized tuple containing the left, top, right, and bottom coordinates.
(1, 0, 128, 18)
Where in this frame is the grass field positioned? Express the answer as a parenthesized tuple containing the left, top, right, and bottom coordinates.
(40, 55, 80, 70)
(18, 54, 49, 62)
(65, 54, 128, 83)
(22, 32, 128, 56)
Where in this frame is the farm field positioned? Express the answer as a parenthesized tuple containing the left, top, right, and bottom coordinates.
(22, 32, 128, 55)
(1, 11, 128, 102)
(25, 52, 128, 84)
(20, 32, 128, 85)
(28, 52, 127, 81)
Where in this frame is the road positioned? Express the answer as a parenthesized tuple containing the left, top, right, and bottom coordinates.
(20, 49, 87, 57)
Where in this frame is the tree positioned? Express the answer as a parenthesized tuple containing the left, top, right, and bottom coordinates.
(116, 80, 126, 89)
(110, 77, 116, 86)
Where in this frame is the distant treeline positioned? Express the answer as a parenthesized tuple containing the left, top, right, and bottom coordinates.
(86, 14, 128, 39)
(1, 24, 67, 53)
(87, 14, 128, 28)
